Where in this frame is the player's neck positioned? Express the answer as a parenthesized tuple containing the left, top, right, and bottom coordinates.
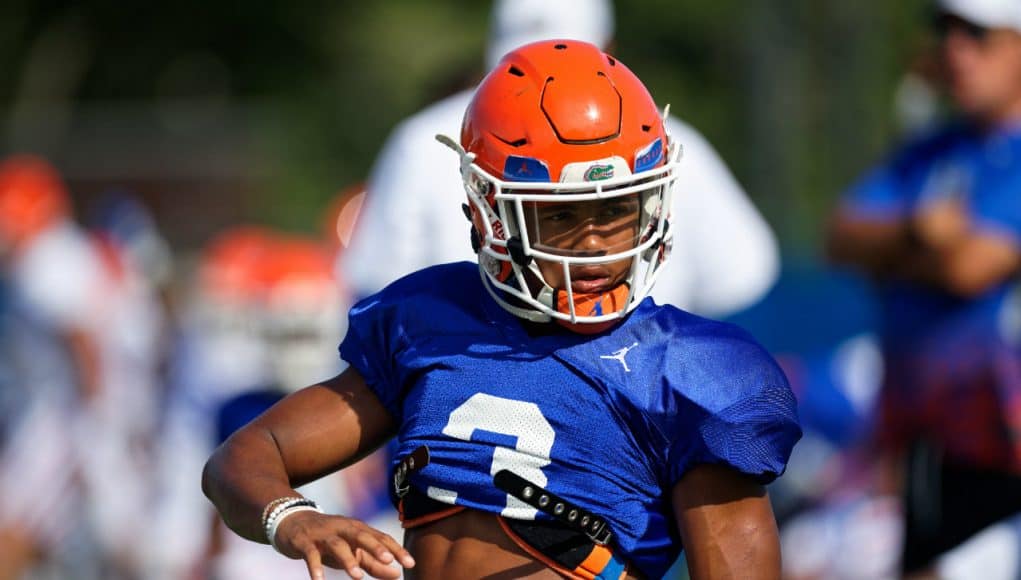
(518, 318, 571, 338)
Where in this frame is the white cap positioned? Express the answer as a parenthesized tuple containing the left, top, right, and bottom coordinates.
(486, 0, 615, 69)
(937, 0, 1021, 34)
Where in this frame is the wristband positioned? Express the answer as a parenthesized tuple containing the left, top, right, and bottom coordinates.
(261, 496, 304, 530)
(263, 498, 321, 545)
(268, 504, 323, 552)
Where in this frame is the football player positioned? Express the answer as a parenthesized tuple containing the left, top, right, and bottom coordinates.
(203, 41, 801, 579)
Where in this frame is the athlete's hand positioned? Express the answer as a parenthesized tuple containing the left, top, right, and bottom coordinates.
(273, 511, 415, 580)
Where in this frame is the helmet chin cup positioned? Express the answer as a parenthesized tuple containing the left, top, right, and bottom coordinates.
(536, 283, 556, 311)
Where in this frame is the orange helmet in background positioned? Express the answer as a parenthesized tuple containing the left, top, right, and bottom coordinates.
(442, 40, 680, 330)
(197, 225, 277, 303)
(0, 154, 71, 249)
(259, 235, 345, 392)
(260, 236, 338, 306)
(189, 226, 278, 392)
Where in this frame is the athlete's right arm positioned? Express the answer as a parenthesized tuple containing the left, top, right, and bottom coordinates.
(201, 367, 415, 579)
(825, 209, 917, 277)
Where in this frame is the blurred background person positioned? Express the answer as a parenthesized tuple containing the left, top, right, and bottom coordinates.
(78, 189, 168, 579)
(341, 0, 780, 320)
(89, 191, 177, 325)
(146, 213, 394, 579)
(145, 225, 276, 579)
(200, 233, 360, 580)
(0, 154, 100, 579)
(825, 0, 1021, 576)
(0, 154, 166, 579)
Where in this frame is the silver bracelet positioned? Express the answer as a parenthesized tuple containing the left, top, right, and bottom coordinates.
(268, 504, 324, 552)
(263, 498, 321, 545)
(261, 496, 304, 529)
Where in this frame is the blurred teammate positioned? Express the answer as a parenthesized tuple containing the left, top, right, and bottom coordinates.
(826, 0, 1021, 575)
(261, 237, 348, 392)
(0, 155, 98, 579)
(342, 0, 779, 318)
(90, 192, 175, 297)
(204, 40, 801, 579)
(207, 235, 369, 580)
(0, 154, 165, 579)
(146, 226, 277, 578)
(151, 228, 391, 579)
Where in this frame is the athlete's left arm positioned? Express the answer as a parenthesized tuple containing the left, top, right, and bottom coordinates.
(672, 464, 781, 580)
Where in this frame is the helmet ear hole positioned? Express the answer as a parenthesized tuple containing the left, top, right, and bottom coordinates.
(642, 219, 669, 262)
(463, 202, 481, 253)
(470, 227, 481, 254)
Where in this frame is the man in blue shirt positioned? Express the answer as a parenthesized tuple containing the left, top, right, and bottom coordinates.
(827, 0, 1021, 574)
(203, 40, 800, 579)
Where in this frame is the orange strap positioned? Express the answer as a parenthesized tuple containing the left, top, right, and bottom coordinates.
(574, 545, 615, 579)
(496, 516, 628, 580)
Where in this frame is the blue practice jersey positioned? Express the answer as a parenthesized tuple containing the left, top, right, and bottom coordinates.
(340, 262, 801, 578)
(843, 122, 1021, 348)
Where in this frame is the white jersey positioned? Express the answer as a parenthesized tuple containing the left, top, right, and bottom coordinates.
(4, 220, 165, 573)
(12, 221, 107, 331)
(0, 223, 114, 565)
(0, 274, 82, 552)
(342, 88, 779, 318)
(11, 221, 164, 427)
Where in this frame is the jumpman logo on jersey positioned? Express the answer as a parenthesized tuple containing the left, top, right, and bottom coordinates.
(600, 341, 639, 372)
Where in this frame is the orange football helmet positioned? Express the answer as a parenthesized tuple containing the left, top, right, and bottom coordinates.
(198, 226, 277, 302)
(440, 40, 680, 330)
(0, 154, 70, 250)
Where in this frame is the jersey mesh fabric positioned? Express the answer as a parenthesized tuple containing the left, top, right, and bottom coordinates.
(339, 262, 801, 577)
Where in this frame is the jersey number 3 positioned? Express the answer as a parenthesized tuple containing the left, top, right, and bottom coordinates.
(436, 393, 555, 519)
